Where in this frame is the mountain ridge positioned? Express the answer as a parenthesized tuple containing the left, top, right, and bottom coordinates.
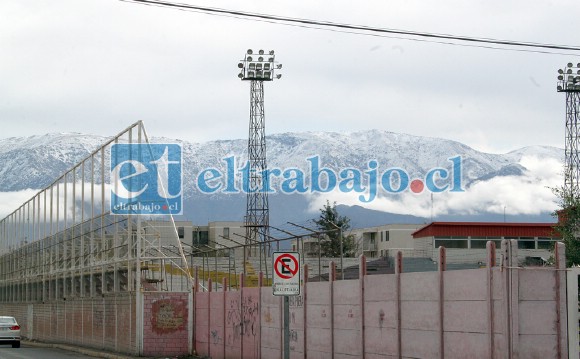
(0, 130, 563, 225)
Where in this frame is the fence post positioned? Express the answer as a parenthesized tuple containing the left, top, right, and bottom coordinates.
(239, 272, 244, 359)
(508, 239, 519, 359)
(303, 264, 309, 359)
(395, 251, 402, 359)
(359, 255, 366, 359)
(207, 278, 212, 358)
(438, 246, 446, 359)
(193, 266, 198, 355)
(555, 242, 567, 359)
(486, 241, 496, 358)
(258, 272, 263, 359)
(223, 277, 228, 358)
(567, 266, 579, 359)
(330, 261, 336, 359)
(500, 239, 510, 359)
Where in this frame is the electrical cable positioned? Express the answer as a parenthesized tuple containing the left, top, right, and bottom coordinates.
(119, 0, 580, 55)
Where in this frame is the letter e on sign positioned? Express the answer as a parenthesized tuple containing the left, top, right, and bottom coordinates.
(272, 252, 300, 296)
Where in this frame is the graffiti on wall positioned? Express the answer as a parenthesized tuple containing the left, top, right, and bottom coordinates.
(226, 296, 258, 344)
(289, 329, 299, 351)
(210, 329, 222, 345)
(289, 295, 303, 307)
(151, 298, 188, 334)
(379, 309, 385, 329)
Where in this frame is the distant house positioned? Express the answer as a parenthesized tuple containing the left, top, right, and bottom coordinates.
(412, 222, 559, 265)
(293, 221, 560, 267)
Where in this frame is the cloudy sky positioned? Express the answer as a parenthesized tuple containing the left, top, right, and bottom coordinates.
(0, 0, 578, 220)
(2, 0, 579, 154)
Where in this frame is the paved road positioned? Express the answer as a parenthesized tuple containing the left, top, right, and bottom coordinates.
(0, 341, 184, 359)
(0, 341, 196, 359)
(0, 343, 99, 359)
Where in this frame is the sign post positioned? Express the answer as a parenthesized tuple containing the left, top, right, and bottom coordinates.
(273, 252, 300, 359)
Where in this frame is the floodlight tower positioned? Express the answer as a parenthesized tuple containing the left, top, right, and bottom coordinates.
(557, 62, 580, 198)
(237, 49, 282, 263)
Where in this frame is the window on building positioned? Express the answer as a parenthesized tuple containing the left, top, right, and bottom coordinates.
(385, 231, 390, 241)
(364, 232, 376, 244)
(193, 230, 209, 245)
(537, 241, 554, 250)
(518, 239, 535, 250)
(537, 238, 556, 250)
(177, 227, 184, 239)
(470, 240, 487, 249)
(223, 227, 230, 238)
(434, 238, 468, 249)
(470, 238, 502, 249)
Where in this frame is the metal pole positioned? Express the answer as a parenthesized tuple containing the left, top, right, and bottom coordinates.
(283, 296, 290, 359)
(340, 226, 344, 280)
(318, 235, 321, 282)
(215, 247, 218, 292)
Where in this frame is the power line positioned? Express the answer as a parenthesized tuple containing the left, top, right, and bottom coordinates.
(120, 0, 580, 54)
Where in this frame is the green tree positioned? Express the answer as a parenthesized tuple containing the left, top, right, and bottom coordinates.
(313, 200, 357, 257)
(552, 186, 580, 267)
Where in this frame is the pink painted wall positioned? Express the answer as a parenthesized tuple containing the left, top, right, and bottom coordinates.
(142, 292, 190, 357)
(0, 241, 567, 358)
(190, 241, 568, 359)
(261, 287, 282, 359)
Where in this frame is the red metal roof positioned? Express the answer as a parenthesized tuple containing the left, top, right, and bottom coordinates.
(412, 222, 559, 238)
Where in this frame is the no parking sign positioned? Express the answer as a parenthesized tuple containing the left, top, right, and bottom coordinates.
(272, 252, 300, 296)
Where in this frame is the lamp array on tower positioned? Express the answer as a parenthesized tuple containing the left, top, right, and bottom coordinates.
(238, 49, 282, 81)
(556, 62, 580, 199)
(557, 63, 580, 92)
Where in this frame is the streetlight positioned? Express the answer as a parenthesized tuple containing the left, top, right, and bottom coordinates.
(238, 49, 282, 81)
(557, 63, 580, 198)
(557, 63, 580, 92)
(325, 220, 344, 280)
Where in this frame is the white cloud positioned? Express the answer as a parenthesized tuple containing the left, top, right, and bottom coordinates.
(307, 155, 562, 218)
(0, 0, 577, 153)
(0, 190, 41, 219)
(0, 183, 112, 225)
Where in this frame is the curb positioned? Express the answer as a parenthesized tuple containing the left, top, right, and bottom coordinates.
(22, 340, 143, 359)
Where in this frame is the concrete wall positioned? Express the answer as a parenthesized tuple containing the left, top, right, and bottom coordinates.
(142, 292, 190, 357)
(2, 293, 137, 355)
(193, 240, 568, 359)
(1, 291, 193, 357)
(0, 240, 568, 358)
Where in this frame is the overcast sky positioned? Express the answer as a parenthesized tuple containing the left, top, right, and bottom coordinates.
(1, 0, 579, 154)
(0, 0, 578, 220)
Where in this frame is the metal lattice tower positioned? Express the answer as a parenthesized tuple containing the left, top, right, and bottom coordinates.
(557, 62, 580, 198)
(246, 80, 269, 257)
(237, 49, 282, 264)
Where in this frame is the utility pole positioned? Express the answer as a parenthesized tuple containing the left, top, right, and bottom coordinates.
(237, 50, 282, 274)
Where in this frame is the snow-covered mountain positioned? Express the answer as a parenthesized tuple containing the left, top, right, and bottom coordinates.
(0, 130, 563, 225)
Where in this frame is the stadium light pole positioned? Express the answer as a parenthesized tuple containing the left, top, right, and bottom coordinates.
(557, 62, 580, 199)
(237, 49, 282, 276)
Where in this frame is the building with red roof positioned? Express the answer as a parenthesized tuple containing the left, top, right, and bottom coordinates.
(412, 221, 560, 265)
